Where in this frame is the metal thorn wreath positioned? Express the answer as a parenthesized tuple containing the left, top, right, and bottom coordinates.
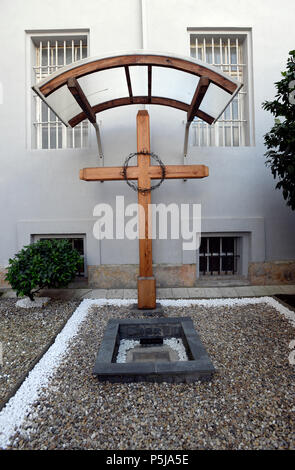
(122, 151, 166, 194)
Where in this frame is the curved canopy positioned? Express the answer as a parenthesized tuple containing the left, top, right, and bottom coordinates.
(33, 50, 242, 128)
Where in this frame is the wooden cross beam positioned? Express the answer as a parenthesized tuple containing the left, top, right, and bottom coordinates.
(80, 110, 209, 309)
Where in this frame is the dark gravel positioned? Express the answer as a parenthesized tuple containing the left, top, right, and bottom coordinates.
(6, 301, 295, 450)
(0, 298, 79, 407)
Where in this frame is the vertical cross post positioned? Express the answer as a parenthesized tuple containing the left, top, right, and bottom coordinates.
(136, 110, 156, 309)
(80, 110, 209, 310)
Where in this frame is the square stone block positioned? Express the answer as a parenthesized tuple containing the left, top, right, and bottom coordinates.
(93, 317, 215, 383)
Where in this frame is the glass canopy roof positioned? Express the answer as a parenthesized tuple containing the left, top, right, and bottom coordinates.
(33, 50, 242, 128)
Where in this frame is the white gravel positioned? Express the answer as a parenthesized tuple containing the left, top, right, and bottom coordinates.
(0, 295, 294, 449)
(15, 297, 51, 309)
(116, 339, 140, 363)
(163, 338, 188, 361)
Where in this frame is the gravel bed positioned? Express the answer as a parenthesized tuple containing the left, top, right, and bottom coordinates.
(0, 299, 79, 407)
(4, 300, 295, 450)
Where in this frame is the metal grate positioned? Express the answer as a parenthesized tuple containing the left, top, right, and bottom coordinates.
(190, 34, 247, 147)
(33, 37, 89, 149)
(199, 236, 240, 276)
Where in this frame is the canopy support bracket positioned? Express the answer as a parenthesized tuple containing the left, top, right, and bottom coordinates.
(183, 76, 211, 160)
(67, 77, 104, 164)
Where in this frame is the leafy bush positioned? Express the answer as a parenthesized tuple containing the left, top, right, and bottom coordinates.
(5, 239, 82, 300)
(262, 50, 295, 210)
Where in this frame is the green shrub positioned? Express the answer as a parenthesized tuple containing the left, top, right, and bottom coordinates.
(5, 239, 82, 300)
(262, 50, 295, 210)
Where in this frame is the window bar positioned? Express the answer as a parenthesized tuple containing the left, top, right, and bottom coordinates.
(80, 39, 83, 60)
(215, 120, 219, 147)
(219, 38, 225, 146)
(229, 102, 234, 146)
(242, 102, 246, 146)
(205, 255, 207, 275)
(206, 238, 209, 274)
(210, 39, 215, 146)
(36, 44, 39, 81)
(210, 239, 213, 276)
(62, 40, 67, 148)
(233, 240, 236, 274)
(235, 38, 241, 146)
(63, 40, 66, 65)
(47, 40, 50, 72)
(206, 40, 212, 145)
(219, 237, 222, 275)
(195, 37, 198, 60)
(206, 122, 210, 146)
(71, 39, 75, 148)
(55, 40, 58, 69)
(203, 37, 206, 61)
(47, 41, 51, 149)
(54, 40, 59, 149)
(38, 41, 43, 149)
(228, 38, 234, 146)
(227, 37, 231, 74)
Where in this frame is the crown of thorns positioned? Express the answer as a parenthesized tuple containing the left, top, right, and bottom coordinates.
(122, 151, 166, 194)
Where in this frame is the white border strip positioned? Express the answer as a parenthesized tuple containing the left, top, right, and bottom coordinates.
(0, 296, 294, 448)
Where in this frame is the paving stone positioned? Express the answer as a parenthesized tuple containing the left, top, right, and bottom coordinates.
(157, 288, 173, 299)
(234, 287, 256, 297)
(186, 288, 207, 298)
(216, 287, 239, 297)
(250, 286, 281, 296)
(279, 285, 295, 294)
(38, 289, 89, 300)
(266, 285, 286, 294)
(1, 290, 17, 298)
(106, 289, 124, 299)
(202, 288, 220, 298)
(123, 289, 137, 299)
(171, 288, 189, 298)
(82, 289, 107, 299)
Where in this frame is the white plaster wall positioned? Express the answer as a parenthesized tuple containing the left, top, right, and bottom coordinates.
(0, 0, 295, 271)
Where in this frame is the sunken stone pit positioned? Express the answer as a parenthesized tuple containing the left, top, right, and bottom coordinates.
(93, 317, 215, 383)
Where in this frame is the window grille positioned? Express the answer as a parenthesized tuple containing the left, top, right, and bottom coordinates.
(199, 236, 240, 276)
(33, 235, 86, 277)
(190, 34, 248, 146)
(32, 37, 89, 149)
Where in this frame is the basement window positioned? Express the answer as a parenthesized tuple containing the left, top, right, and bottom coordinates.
(33, 234, 86, 277)
(199, 236, 240, 276)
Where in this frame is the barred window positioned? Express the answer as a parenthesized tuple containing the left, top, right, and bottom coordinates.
(189, 32, 251, 146)
(32, 35, 89, 149)
(199, 236, 240, 276)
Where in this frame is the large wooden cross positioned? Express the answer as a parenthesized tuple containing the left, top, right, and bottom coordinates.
(80, 110, 209, 309)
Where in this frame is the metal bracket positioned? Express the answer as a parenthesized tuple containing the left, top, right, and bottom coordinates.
(93, 121, 104, 182)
